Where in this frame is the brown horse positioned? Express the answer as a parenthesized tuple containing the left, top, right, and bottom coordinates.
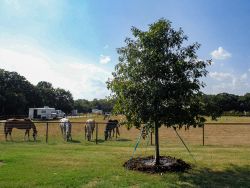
(104, 119, 120, 140)
(4, 118, 37, 141)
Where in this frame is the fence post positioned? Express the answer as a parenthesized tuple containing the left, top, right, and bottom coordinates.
(116, 126, 118, 139)
(84, 124, 86, 140)
(202, 124, 205, 146)
(46, 122, 49, 143)
(150, 130, 153, 146)
(95, 123, 98, 144)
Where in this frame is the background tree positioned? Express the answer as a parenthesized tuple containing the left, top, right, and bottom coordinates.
(0, 69, 37, 115)
(201, 94, 223, 120)
(74, 99, 92, 113)
(55, 88, 74, 114)
(215, 93, 239, 112)
(239, 93, 250, 112)
(107, 19, 210, 165)
(74, 98, 114, 114)
(36, 81, 56, 107)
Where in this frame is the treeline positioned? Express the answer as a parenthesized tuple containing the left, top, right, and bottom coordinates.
(1, 68, 250, 117)
(202, 93, 250, 117)
(0, 69, 113, 116)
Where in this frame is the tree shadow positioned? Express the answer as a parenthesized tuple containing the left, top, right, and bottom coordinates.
(178, 164, 250, 188)
(116, 138, 131, 142)
(4, 139, 41, 143)
(68, 139, 81, 143)
(89, 139, 105, 143)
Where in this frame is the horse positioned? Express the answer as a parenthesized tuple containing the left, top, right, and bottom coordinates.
(4, 118, 37, 141)
(85, 119, 95, 141)
(59, 117, 72, 141)
(104, 119, 120, 140)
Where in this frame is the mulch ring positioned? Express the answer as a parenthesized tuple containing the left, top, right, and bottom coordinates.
(124, 156, 191, 173)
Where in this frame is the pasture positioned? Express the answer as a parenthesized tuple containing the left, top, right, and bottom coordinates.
(0, 116, 250, 187)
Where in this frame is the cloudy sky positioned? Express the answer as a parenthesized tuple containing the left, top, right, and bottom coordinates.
(1, 0, 250, 99)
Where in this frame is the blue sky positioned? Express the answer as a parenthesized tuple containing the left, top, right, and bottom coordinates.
(1, 0, 250, 99)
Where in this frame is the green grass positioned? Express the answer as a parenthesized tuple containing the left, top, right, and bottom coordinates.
(0, 140, 250, 188)
(1, 115, 250, 187)
(205, 115, 250, 123)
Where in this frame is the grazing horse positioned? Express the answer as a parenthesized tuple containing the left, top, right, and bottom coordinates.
(4, 118, 37, 141)
(104, 119, 120, 140)
(59, 118, 72, 141)
(85, 119, 95, 141)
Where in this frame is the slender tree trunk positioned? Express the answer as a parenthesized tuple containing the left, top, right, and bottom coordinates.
(154, 121, 160, 165)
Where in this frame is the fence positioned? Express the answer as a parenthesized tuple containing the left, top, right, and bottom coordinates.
(0, 121, 249, 146)
(0, 121, 136, 144)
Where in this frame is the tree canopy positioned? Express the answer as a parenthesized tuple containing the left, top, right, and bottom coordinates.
(107, 18, 210, 164)
(108, 19, 210, 128)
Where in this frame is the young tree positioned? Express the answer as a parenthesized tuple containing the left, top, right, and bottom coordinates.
(107, 19, 210, 165)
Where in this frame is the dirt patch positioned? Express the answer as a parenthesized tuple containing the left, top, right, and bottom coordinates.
(124, 156, 191, 173)
(83, 180, 99, 188)
(0, 160, 5, 166)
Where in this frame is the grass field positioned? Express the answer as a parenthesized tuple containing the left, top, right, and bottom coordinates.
(0, 116, 250, 187)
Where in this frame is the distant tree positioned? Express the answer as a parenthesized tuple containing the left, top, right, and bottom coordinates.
(36, 81, 56, 107)
(55, 88, 74, 114)
(0, 69, 37, 115)
(91, 98, 101, 109)
(238, 93, 250, 112)
(74, 99, 91, 113)
(202, 94, 223, 119)
(215, 93, 239, 112)
(0, 69, 74, 116)
(98, 98, 115, 112)
(107, 19, 210, 164)
(37, 81, 53, 89)
(74, 98, 114, 114)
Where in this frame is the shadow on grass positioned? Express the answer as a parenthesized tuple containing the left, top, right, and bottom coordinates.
(89, 139, 105, 143)
(178, 164, 250, 188)
(68, 139, 81, 143)
(3, 139, 42, 143)
(116, 138, 131, 142)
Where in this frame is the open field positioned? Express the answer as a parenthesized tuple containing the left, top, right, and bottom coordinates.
(0, 116, 250, 187)
(1, 115, 250, 146)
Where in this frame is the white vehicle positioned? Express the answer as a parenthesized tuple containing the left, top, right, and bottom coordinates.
(29, 106, 56, 120)
(56, 110, 66, 118)
(92, 109, 103, 115)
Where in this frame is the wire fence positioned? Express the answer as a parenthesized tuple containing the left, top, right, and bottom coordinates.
(0, 121, 249, 146)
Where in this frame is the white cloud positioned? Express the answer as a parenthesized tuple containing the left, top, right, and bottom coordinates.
(0, 40, 111, 100)
(240, 73, 247, 80)
(2, 0, 66, 21)
(99, 55, 111, 64)
(205, 71, 250, 95)
(209, 72, 233, 81)
(211, 47, 232, 60)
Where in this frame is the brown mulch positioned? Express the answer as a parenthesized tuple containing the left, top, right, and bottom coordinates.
(124, 156, 191, 173)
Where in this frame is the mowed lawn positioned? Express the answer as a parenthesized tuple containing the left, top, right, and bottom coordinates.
(0, 116, 250, 188)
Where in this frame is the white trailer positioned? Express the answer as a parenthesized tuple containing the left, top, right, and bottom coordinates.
(29, 106, 56, 120)
(52, 110, 66, 119)
(92, 109, 103, 115)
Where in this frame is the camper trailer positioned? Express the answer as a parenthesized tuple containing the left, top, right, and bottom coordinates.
(92, 109, 103, 115)
(51, 110, 66, 119)
(29, 106, 56, 120)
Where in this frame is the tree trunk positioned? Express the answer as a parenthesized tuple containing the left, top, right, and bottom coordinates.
(154, 121, 160, 165)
